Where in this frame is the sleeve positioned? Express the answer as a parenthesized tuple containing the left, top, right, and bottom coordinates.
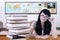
(51, 22, 57, 38)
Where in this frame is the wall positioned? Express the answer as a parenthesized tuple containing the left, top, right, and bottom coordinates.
(0, 0, 60, 28)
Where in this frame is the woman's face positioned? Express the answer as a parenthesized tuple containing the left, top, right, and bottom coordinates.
(40, 12, 49, 22)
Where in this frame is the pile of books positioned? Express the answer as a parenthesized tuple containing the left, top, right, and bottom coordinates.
(6, 14, 31, 39)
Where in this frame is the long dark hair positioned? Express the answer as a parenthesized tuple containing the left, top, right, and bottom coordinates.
(35, 9, 52, 35)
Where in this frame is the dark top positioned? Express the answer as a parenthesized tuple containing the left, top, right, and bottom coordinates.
(33, 21, 51, 35)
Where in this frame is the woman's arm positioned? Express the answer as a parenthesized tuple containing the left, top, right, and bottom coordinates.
(36, 35, 49, 39)
(29, 25, 34, 35)
(50, 21, 57, 40)
(29, 21, 36, 35)
(49, 18, 57, 40)
(26, 21, 36, 38)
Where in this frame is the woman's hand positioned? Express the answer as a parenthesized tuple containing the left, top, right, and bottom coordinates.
(26, 34, 36, 38)
(30, 34, 36, 38)
(48, 17, 54, 22)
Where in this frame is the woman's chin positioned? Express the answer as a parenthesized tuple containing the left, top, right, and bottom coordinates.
(41, 21, 45, 23)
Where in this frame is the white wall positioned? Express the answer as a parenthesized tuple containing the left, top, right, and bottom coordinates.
(0, 0, 60, 28)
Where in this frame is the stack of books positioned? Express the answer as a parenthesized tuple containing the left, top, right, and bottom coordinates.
(6, 14, 31, 39)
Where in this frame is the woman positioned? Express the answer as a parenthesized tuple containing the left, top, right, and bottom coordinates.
(26, 9, 57, 40)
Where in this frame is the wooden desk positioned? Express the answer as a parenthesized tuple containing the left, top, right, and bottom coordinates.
(0, 31, 10, 40)
(0, 35, 10, 40)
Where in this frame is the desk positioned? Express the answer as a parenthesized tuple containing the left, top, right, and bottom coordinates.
(0, 31, 10, 40)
